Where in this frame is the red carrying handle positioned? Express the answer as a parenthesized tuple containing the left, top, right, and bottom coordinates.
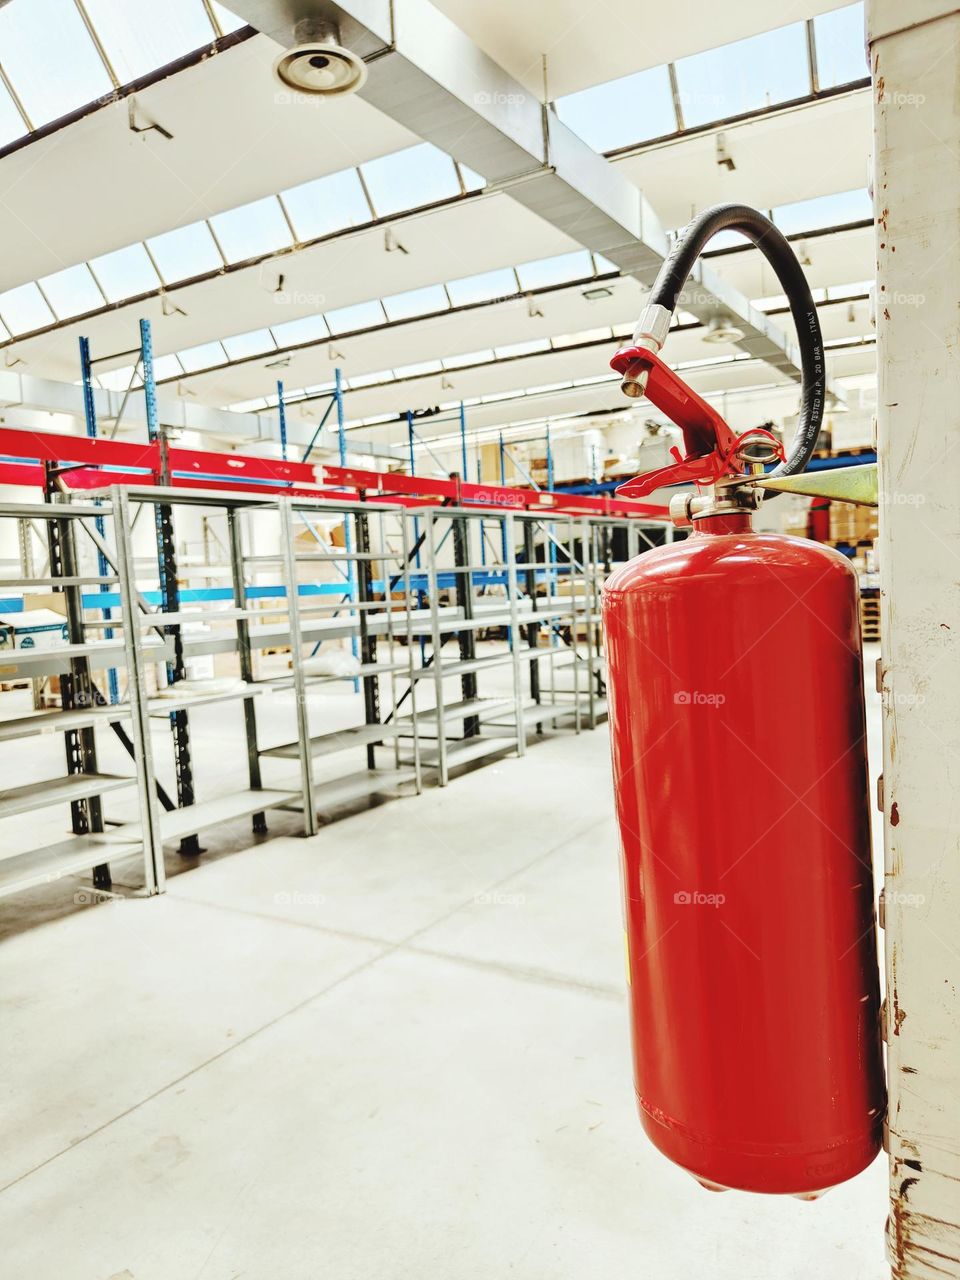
(609, 345, 783, 498)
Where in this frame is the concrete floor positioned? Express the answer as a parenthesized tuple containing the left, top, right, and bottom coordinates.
(0, 652, 888, 1279)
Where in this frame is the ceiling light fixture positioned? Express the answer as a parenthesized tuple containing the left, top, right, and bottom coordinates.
(582, 285, 614, 301)
(273, 18, 368, 98)
(702, 315, 745, 345)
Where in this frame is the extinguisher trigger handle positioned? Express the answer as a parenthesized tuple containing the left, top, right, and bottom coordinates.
(610, 345, 785, 500)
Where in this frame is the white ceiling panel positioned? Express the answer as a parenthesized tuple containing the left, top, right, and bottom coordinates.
(431, 0, 851, 97)
(706, 225, 873, 300)
(1, 195, 578, 378)
(0, 33, 416, 292)
(613, 91, 872, 231)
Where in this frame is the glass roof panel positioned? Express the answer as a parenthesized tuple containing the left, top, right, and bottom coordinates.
(221, 329, 277, 360)
(555, 64, 676, 150)
(360, 143, 460, 216)
(96, 365, 141, 393)
(271, 314, 329, 347)
(178, 340, 228, 372)
(281, 168, 372, 240)
(210, 196, 292, 261)
(516, 251, 594, 290)
(773, 188, 872, 234)
(0, 0, 112, 128)
(0, 282, 55, 334)
(0, 77, 28, 148)
(228, 397, 269, 412)
(447, 267, 518, 307)
(88, 242, 161, 302)
(441, 349, 495, 369)
(457, 163, 485, 192)
(152, 353, 184, 380)
(146, 221, 222, 281)
(325, 299, 387, 334)
(552, 327, 614, 348)
(814, 3, 867, 89)
(495, 338, 551, 358)
(676, 22, 810, 127)
(382, 284, 449, 322)
(210, 3, 248, 35)
(37, 264, 103, 319)
(395, 359, 442, 377)
(82, 0, 215, 84)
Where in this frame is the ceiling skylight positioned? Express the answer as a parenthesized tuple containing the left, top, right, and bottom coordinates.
(814, 3, 867, 89)
(146, 222, 223, 282)
(81, 0, 216, 84)
(0, 0, 111, 128)
(556, 64, 677, 151)
(281, 169, 373, 240)
(37, 264, 104, 319)
(210, 197, 292, 262)
(675, 22, 810, 126)
(361, 143, 461, 216)
(88, 242, 161, 302)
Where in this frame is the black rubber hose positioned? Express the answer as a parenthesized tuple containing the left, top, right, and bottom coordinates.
(649, 203, 825, 492)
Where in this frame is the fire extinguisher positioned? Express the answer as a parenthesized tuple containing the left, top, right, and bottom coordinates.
(603, 204, 885, 1197)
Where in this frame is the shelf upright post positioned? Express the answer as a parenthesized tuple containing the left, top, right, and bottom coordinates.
(399, 512, 422, 793)
(497, 432, 509, 562)
(505, 512, 526, 758)
(79, 334, 120, 705)
(459, 401, 468, 480)
(335, 368, 360, 683)
(279, 499, 318, 835)
(228, 505, 266, 834)
(44, 480, 110, 888)
(425, 512, 448, 786)
(113, 487, 166, 894)
(141, 318, 201, 854)
(277, 380, 288, 463)
(546, 427, 559, 612)
(521, 518, 541, 710)
(567, 515, 582, 734)
(452, 511, 479, 739)
(580, 518, 597, 729)
(354, 507, 381, 767)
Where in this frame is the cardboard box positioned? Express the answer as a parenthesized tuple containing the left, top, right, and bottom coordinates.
(0, 609, 70, 651)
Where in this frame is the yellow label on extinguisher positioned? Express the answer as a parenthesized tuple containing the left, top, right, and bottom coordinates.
(623, 930, 631, 987)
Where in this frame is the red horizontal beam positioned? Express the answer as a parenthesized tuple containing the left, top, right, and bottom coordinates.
(0, 428, 667, 520)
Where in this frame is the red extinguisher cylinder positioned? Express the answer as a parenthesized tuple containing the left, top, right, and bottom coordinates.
(602, 512, 885, 1196)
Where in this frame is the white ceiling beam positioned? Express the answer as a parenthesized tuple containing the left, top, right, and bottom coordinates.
(0, 368, 400, 455)
(229, 0, 828, 391)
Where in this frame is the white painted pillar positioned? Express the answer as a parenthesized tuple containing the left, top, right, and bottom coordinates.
(868, 4, 960, 1276)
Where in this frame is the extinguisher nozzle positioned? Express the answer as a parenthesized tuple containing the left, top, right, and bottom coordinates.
(620, 368, 648, 399)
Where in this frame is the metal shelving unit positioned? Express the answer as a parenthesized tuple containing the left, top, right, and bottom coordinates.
(0, 497, 157, 897)
(257, 496, 422, 836)
(0, 484, 664, 898)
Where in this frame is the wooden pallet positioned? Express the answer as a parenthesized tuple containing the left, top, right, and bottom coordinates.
(860, 591, 880, 642)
